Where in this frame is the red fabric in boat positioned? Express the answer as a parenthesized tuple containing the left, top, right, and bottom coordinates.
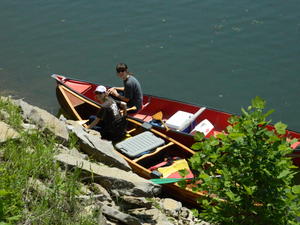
(166, 170, 194, 179)
(148, 157, 181, 171)
(151, 158, 194, 179)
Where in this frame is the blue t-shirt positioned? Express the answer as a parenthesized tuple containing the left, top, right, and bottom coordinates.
(123, 75, 143, 111)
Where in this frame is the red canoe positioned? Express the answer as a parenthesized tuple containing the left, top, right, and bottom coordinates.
(51, 74, 300, 166)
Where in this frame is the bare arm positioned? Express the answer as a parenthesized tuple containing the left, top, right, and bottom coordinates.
(115, 87, 124, 91)
(119, 101, 127, 116)
(86, 117, 101, 129)
(107, 87, 129, 102)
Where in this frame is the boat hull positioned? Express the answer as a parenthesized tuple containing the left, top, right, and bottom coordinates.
(54, 80, 205, 207)
(52, 74, 300, 167)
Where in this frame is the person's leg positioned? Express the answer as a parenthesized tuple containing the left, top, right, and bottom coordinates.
(87, 115, 103, 132)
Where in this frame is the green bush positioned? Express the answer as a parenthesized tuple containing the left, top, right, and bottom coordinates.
(189, 97, 300, 225)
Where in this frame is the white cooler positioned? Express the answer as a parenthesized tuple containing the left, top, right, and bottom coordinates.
(165, 111, 194, 131)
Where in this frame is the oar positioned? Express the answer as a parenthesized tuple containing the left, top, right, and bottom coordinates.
(126, 106, 137, 112)
(151, 175, 221, 184)
(79, 106, 136, 125)
(150, 177, 193, 184)
(120, 106, 137, 116)
(77, 119, 89, 125)
(152, 111, 170, 131)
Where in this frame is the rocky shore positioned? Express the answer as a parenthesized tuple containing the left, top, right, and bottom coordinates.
(0, 96, 209, 225)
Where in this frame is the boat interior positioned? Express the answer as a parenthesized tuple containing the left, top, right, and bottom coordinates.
(58, 75, 232, 138)
(121, 120, 194, 170)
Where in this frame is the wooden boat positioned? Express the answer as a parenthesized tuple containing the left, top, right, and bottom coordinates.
(51, 74, 300, 166)
(52, 74, 208, 206)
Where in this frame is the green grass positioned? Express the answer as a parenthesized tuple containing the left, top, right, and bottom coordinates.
(0, 97, 23, 131)
(0, 97, 99, 224)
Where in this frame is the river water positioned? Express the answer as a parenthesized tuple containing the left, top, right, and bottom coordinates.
(1, 0, 300, 131)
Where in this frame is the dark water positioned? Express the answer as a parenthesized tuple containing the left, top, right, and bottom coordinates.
(1, 0, 300, 131)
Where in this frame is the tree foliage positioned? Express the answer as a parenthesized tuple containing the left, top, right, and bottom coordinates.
(189, 96, 300, 225)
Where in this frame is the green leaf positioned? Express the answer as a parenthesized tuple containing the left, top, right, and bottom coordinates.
(209, 138, 219, 146)
(0, 222, 11, 225)
(216, 169, 223, 175)
(193, 132, 205, 141)
(241, 108, 249, 117)
(228, 116, 239, 125)
(225, 191, 236, 201)
(274, 122, 287, 135)
(243, 185, 256, 196)
(189, 154, 202, 169)
(201, 199, 209, 207)
(209, 153, 219, 160)
(7, 215, 22, 222)
(263, 168, 272, 176)
(278, 144, 290, 154)
(264, 109, 275, 118)
(0, 189, 10, 196)
(199, 172, 210, 180)
(228, 132, 245, 143)
(251, 96, 265, 109)
(179, 169, 189, 178)
(191, 142, 203, 151)
(277, 169, 290, 179)
(292, 185, 300, 194)
(212, 206, 218, 213)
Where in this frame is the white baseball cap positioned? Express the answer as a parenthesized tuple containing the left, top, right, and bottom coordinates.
(94, 85, 107, 93)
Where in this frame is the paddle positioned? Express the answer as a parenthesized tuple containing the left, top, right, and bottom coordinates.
(77, 119, 89, 125)
(120, 106, 137, 117)
(150, 177, 193, 184)
(151, 175, 221, 184)
(126, 106, 137, 112)
(78, 106, 136, 126)
(152, 111, 170, 131)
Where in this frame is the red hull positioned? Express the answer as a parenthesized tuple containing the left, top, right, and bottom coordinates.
(51, 74, 300, 166)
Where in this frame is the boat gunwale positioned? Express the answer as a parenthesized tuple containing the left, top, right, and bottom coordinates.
(52, 74, 300, 139)
(51, 74, 236, 137)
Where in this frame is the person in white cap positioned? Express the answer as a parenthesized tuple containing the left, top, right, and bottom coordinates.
(87, 85, 127, 141)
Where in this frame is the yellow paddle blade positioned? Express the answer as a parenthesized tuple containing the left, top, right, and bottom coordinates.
(152, 111, 163, 120)
(152, 111, 170, 131)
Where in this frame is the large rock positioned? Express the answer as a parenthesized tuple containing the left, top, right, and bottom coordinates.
(54, 153, 161, 198)
(12, 99, 69, 142)
(0, 109, 9, 121)
(101, 205, 142, 225)
(56, 144, 88, 160)
(130, 208, 174, 225)
(67, 123, 131, 171)
(161, 198, 182, 218)
(0, 121, 20, 143)
(120, 196, 152, 210)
